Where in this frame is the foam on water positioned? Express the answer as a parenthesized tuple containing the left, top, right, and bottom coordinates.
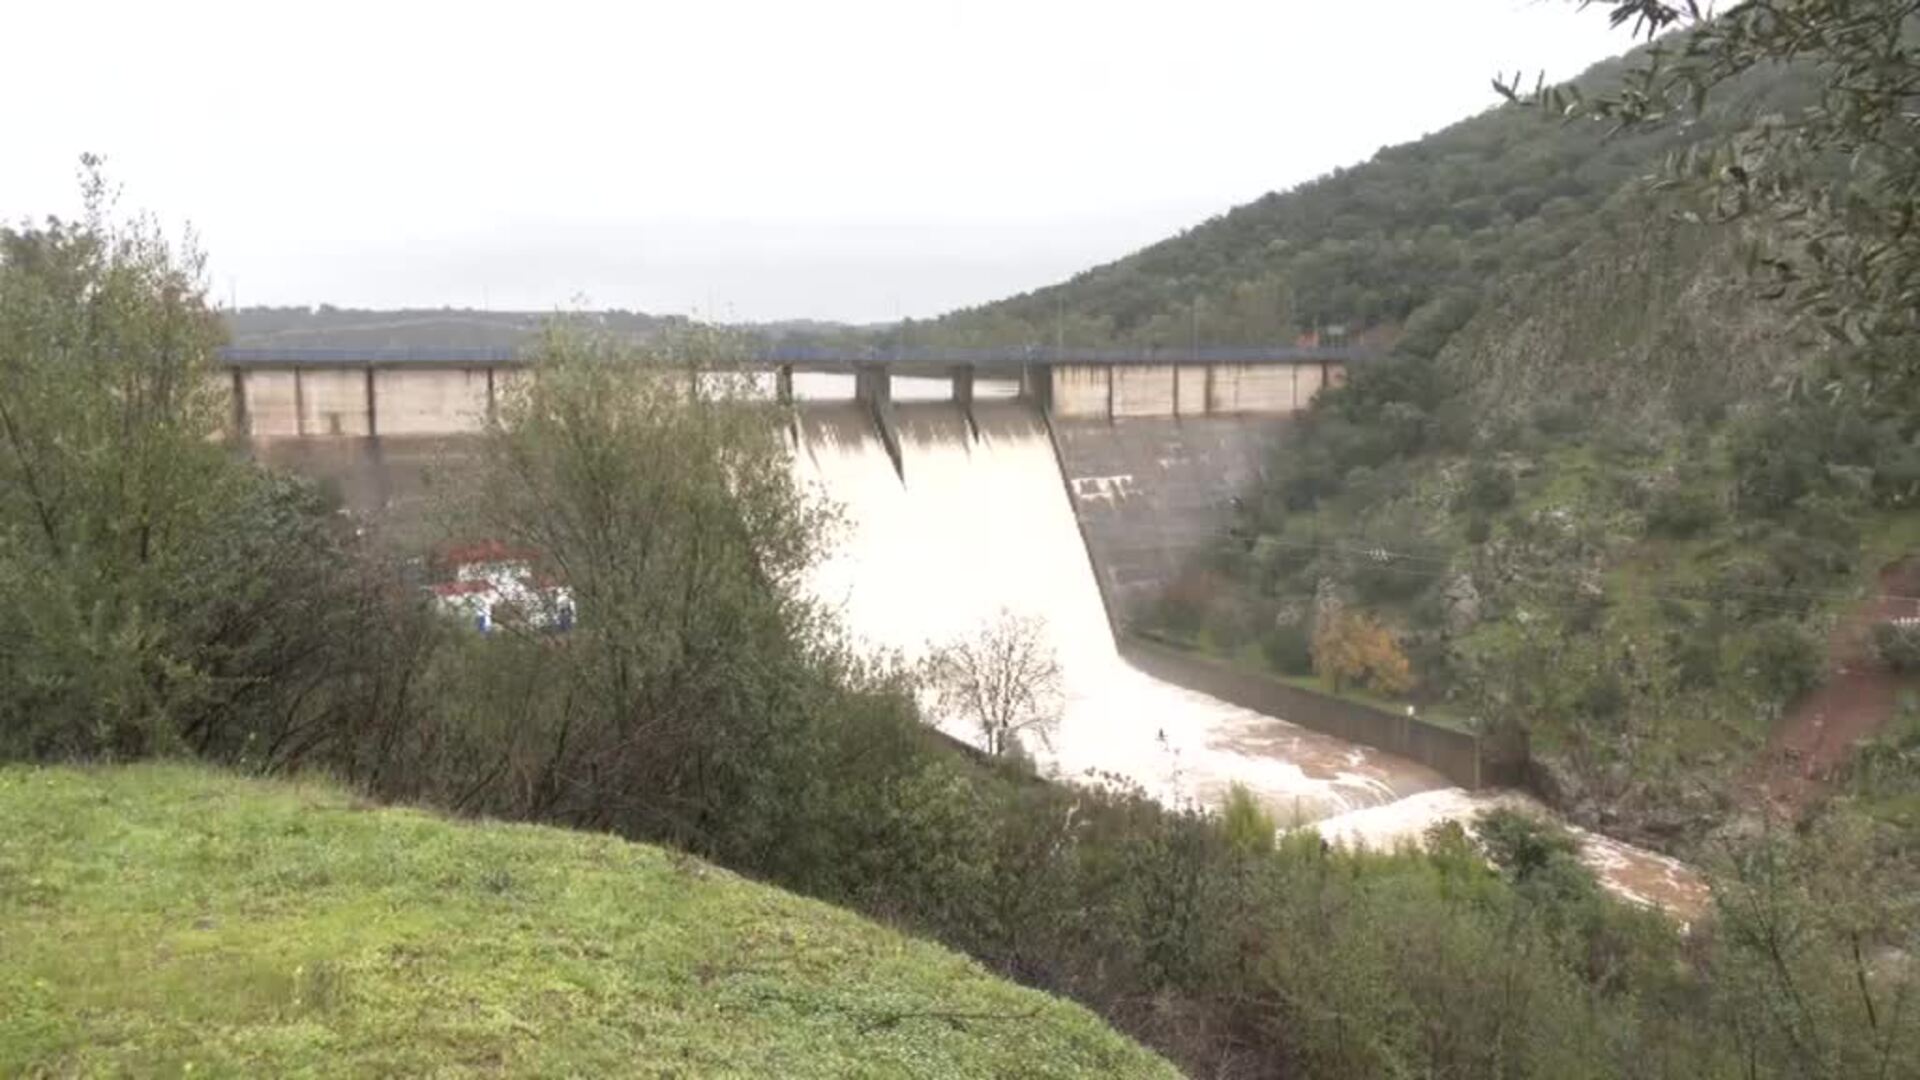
(1309, 787, 1711, 919)
(792, 400, 1445, 823)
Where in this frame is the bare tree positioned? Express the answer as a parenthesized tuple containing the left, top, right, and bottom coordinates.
(923, 610, 1064, 757)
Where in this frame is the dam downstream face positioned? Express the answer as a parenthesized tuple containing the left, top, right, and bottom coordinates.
(791, 399, 1448, 824)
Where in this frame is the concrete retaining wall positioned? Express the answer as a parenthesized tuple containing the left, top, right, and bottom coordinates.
(1119, 635, 1492, 789)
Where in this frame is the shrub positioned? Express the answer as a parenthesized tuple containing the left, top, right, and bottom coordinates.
(1455, 460, 1517, 514)
(1533, 400, 1591, 438)
(1219, 784, 1276, 855)
(1669, 624, 1723, 690)
(1150, 570, 1216, 639)
(1473, 808, 1581, 882)
(1261, 621, 1315, 675)
(1740, 618, 1826, 705)
(1872, 621, 1920, 674)
(1645, 485, 1721, 538)
(1312, 609, 1415, 696)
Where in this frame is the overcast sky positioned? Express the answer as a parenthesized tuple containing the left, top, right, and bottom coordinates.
(5, 1, 1630, 323)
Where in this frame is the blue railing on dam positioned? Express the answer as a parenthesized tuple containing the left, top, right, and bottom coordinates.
(218, 343, 1376, 368)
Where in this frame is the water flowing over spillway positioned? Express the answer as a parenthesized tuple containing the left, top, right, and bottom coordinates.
(791, 399, 1447, 823)
(789, 390, 1711, 919)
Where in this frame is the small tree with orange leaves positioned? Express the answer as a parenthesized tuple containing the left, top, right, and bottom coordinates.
(1311, 609, 1414, 697)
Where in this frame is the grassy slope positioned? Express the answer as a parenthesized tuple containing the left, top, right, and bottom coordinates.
(0, 764, 1175, 1079)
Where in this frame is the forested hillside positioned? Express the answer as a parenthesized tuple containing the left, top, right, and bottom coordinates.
(915, 48, 1813, 354)
(1113, 22, 1920, 858)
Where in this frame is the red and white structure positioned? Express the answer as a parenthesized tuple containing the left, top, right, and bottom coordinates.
(427, 541, 574, 633)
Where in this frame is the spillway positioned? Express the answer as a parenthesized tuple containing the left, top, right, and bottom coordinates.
(792, 398, 1448, 823)
(789, 392, 1710, 919)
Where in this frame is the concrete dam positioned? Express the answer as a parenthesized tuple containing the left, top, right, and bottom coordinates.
(224, 348, 1450, 822)
(220, 348, 1708, 913)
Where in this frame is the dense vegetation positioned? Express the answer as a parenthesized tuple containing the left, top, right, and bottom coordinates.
(1128, 7, 1920, 854)
(0, 764, 1175, 1078)
(1146, 194, 1916, 811)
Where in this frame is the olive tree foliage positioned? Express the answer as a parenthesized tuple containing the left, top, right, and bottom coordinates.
(922, 609, 1063, 757)
(1707, 812, 1920, 1080)
(0, 160, 431, 764)
(1503, 0, 1920, 394)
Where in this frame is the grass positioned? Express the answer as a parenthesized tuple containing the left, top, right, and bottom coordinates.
(0, 764, 1176, 1079)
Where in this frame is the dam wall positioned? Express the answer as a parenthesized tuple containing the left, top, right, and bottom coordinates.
(1051, 415, 1289, 624)
(220, 355, 1347, 445)
(249, 435, 481, 541)
(229, 365, 505, 438)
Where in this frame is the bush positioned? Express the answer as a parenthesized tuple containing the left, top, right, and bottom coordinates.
(1312, 609, 1415, 696)
(1533, 400, 1591, 438)
(1261, 621, 1315, 675)
(1219, 783, 1276, 855)
(1872, 621, 1920, 674)
(1455, 459, 1517, 514)
(1150, 570, 1216, 639)
(1645, 485, 1721, 538)
(1473, 808, 1582, 882)
(1740, 619, 1826, 705)
(1669, 623, 1723, 690)
(1729, 398, 1910, 518)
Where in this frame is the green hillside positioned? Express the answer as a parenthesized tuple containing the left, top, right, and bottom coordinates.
(917, 50, 1812, 354)
(1141, 175, 1920, 845)
(0, 764, 1175, 1079)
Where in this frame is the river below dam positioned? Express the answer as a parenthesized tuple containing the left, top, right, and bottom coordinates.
(789, 382, 1709, 920)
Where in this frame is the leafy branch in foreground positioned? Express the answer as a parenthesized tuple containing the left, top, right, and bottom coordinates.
(1500, 0, 1920, 391)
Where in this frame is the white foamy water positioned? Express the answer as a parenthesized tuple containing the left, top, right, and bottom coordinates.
(792, 401, 1444, 823)
(1309, 788, 1711, 919)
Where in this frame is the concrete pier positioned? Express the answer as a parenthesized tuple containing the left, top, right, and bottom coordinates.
(853, 365, 903, 480)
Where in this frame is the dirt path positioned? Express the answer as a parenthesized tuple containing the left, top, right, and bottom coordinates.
(1753, 556, 1920, 815)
